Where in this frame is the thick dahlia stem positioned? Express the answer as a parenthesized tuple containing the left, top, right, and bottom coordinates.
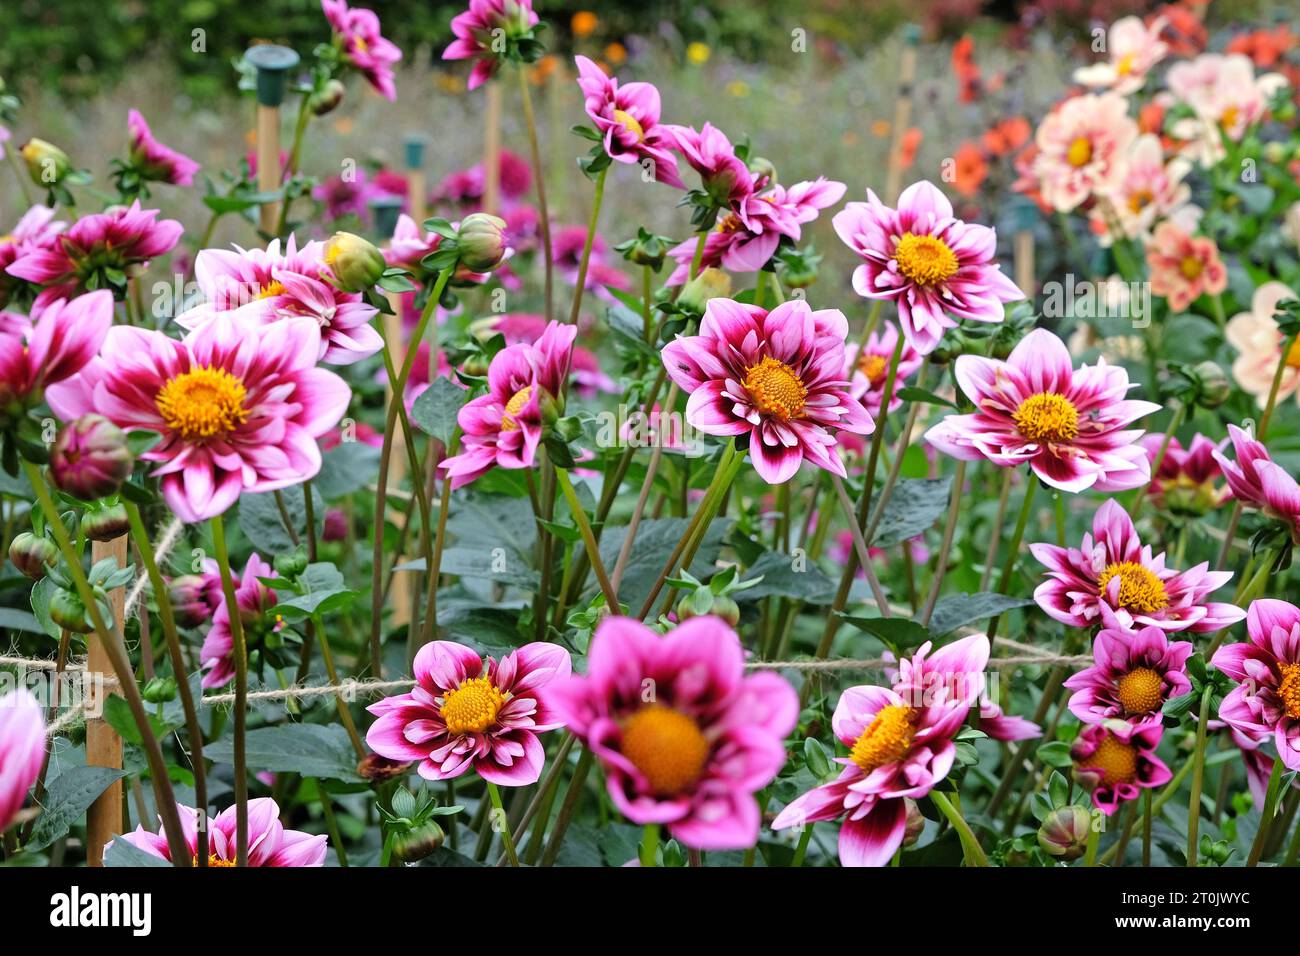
(1186, 682, 1214, 867)
(639, 823, 660, 867)
(210, 513, 250, 866)
(931, 792, 988, 867)
(518, 65, 554, 324)
(313, 613, 366, 760)
(23, 461, 190, 865)
(920, 460, 968, 626)
(978, 468, 1014, 592)
(486, 782, 519, 867)
(540, 747, 594, 867)
(419, 434, 459, 652)
(273, 95, 312, 238)
(1247, 761, 1285, 867)
(831, 473, 891, 617)
(1259, 331, 1299, 439)
(567, 166, 608, 325)
(555, 468, 621, 613)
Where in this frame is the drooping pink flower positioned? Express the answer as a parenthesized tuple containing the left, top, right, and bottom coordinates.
(486, 313, 616, 396)
(925, 328, 1159, 493)
(1030, 92, 1137, 212)
(126, 109, 201, 186)
(199, 553, 280, 689)
(1064, 626, 1194, 727)
(0, 689, 45, 833)
(1073, 16, 1169, 94)
(841, 321, 923, 418)
(662, 122, 755, 207)
(771, 635, 990, 866)
(1138, 432, 1227, 515)
(1146, 222, 1228, 312)
(661, 297, 874, 484)
(551, 615, 798, 851)
(46, 315, 351, 522)
(0, 290, 112, 424)
(366, 640, 571, 786)
(438, 320, 574, 488)
(1226, 281, 1300, 409)
(111, 798, 327, 866)
(0, 205, 66, 308)
(833, 180, 1021, 354)
(442, 0, 539, 91)
(1211, 424, 1300, 545)
(1212, 599, 1300, 770)
(1029, 498, 1244, 634)
(322, 0, 403, 101)
(574, 55, 683, 188)
(1071, 719, 1171, 815)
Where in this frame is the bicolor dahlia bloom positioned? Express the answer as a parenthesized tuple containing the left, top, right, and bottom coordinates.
(1212, 425, 1300, 545)
(1071, 719, 1171, 815)
(925, 328, 1158, 493)
(663, 122, 754, 207)
(113, 798, 327, 866)
(46, 315, 351, 522)
(1064, 626, 1194, 727)
(1030, 92, 1137, 212)
(199, 552, 279, 689)
(443, 0, 539, 91)
(1146, 222, 1227, 312)
(574, 55, 683, 188)
(551, 615, 798, 851)
(483, 312, 616, 396)
(1073, 16, 1169, 94)
(438, 320, 575, 488)
(0, 290, 112, 426)
(1226, 281, 1300, 409)
(661, 297, 874, 484)
(1138, 432, 1227, 515)
(126, 109, 200, 186)
(0, 689, 44, 833)
(366, 640, 571, 785)
(0, 205, 65, 308)
(1213, 600, 1300, 770)
(322, 0, 403, 101)
(832, 180, 1020, 354)
(771, 635, 990, 866)
(1090, 134, 1193, 244)
(842, 321, 923, 418)
(1029, 498, 1244, 634)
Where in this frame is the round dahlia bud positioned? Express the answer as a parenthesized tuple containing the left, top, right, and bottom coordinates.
(273, 550, 308, 579)
(902, 798, 926, 848)
(322, 508, 349, 542)
(309, 78, 346, 116)
(391, 821, 446, 864)
(455, 213, 509, 273)
(142, 676, 178, 704)
(324, 231, 387, 293)
(50, 414, 133, 501)
(49, 589, 94, 634)
(748, 155, 777, 186)
(677, 267, 732, 315)
(1190, 360, 1231, 409)
(9, 531, 58, 580)
(167, 575, 211, 629)
(82, 503, 130, 542)
(1037, 806, 1094, 861)
(20, 138, 70, 186)
(357, 753, 414, 784)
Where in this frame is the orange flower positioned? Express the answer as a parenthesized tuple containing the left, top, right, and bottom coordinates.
(982, 116, 1029, 157)
(604, 42, 627, 65)
(952, 35, 981, 103)
(530, 54, 559, 84)
(1156, 4, 1207, 57)
(1226, 26, 1296, 69)
(571, 11, 598, 39)
(897, 127, 923, 170)
(951, 141, 988, 197)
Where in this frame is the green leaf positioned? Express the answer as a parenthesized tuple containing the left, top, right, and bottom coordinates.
(870, 477, 952, 548)
(410, 378, 468, 446)
(736, 550, 836, 603)
(276, 587, 358, 621)
(29, 577, 61, 639)
(896, 387, 958, 409)
(27, 766, 127, 851)
(840, 614, 933, 651)
(0, 607, 44, 634)
(204, 724, 364, 782)
(597, 517, 730, 615)
(103, 837, 172, 867)
(315, 442, 382, 499)
(103, 695, 178, 746)
(1037, 740, 1073, 769)
(923, 592, 1035, 635)
(237, 485, 326, 555)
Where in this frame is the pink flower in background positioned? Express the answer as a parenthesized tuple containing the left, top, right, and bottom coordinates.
(574, 55, 683, 188)
(1146, 222, 1227, 312)
(199, 553, 279, 689)
(322, 0, 403, 101)
(1212, 425, 1300, 545)
(1226, 281, 1300, 409)
(925, 328, 1158, 493)
(662, 298, 874, 484)
(1029, 498, 1243, 634)
(0, 689, 44, 833)
(431, 150, 532, 213)
(400, 340, 458, 413)
(1031, 92, 1137, 212)
(126, 109, 200, 186)
(1138, 432, 1227, 515)
(0, 205, 65, 307)
(772, 635, 990, 866)
(842, 322, 923, 418)
(833, 180, 1020, 354)
(1167, 53, 1288, 142)
(112, 799, 327, 866)
(384, 214, 442, 273)
(314, 168, 383, 221)
(551, 615, 797, 851)
(1213, 599, 1300, 770)
(1064, 626, 1194, 726)
(443, 0, 538, 90)
(367, 640, 571, 785)
(438, 320, 574, 488)
(1, 291, 112, 420)
(663, 122, 754, 207)
(551, 225, 630, 299)
(1073, 16, 1169, 94)
(1072, 719, 1171, 815)
(47, 315, 351, 522)
(486, 313, 616, 396)
(1089, 134, 1193, 243)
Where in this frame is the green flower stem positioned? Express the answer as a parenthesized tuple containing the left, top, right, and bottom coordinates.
(931, 791, 988, 867)
(567, 165, 608, 325)
(419, 432, 460, 653)
(978, 469, 1014, 592)
(1259, 330, 1299, 439)
(1143, 789, 1153, 867)
(487, 781, 520, 867)
(540, 746, 594, 867)
(919, 460, 968, 625)
(1084, 823, 1101, 868)
(1186, 682, 1214, 867)
(518, 64, 554, 323)
(1207, 552, 1275, 657)
(273, 96, 312, 237)
(1247, 760, 1285, 867)
(791, 823, 815, 867)
(210, 512, 251, 866)
(640, 822, 660, 867)
(312, 614, 366, 760)
(555, 467, 621, 613)
(831, 472, 891, 617)
(317, 782, 348, 867)
(986, 477, 1038, 641)
(688, 228, 708, 281)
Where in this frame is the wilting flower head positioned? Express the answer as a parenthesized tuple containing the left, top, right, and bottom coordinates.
(443, 0, 539, 90)
(1073, 16, 1169, 94)
(1029, 498, 1244, 633)
(1090, 134, 1193, 244)
(832, 180, 1021, 354)
(771, 635, 990, 866)
(1146, 222, 1227, 313)
(199, 553, 279, 689)
(112, 798, 327, 866)
(661, 298, 874, 484)
(1212, 600, 1300, 771)
(438, 320, 574, 488)
(1226, 281, 1300, 409)
(1064, 626, 1194, 727)
(842, 321, 923, 418)
(322, 0, 403, 101)
(47, 315, 351, 522)
(1031, 92, 1137, 212)
(1211, 425, 1300, 545)
(551, 615, 798, 851)
(663, 122, 754, 207)
(366, 640, 571, 785)
(574, 56, 683, 188)
(0, 290, 112, 425)
(925, 328, 1158, 493)
(1138, 432, 1227, 515)
(126, 109, 200, 186)
(0, 689, 44, 833)
(1071, 719, 1171, 815)
(0, 205, 66, 308)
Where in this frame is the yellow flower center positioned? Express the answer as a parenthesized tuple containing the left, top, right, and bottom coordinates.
(1116, 666, 1164, 715)
(1277, 663, 1300, 720)
(612, 109, 645, 142)
(257, 280, 285, 299)
(1220, 106, 1240, 130)
(500, 385, 534, 432)
(744, 356, 808, 420)
(1084, 734, 1138, 786)
(1127, 189, 1154, 213)
(155, 366, 250, 441)
(193, 854, 238, 867)
(620, 705, 711, 796)
(1116, 52, 1137, 76)
(1012, 393, 1079, 444)
(1066, 136, 1093, 167)
(894, 232, 959, 287)
(849, 704, 917, 774)
(439, 676, 505, 735)
(1287, 338, 1300, 370)
(1179, 255, 1204, 280)
(1097, 561, 1169, 615)
(857, 352, 889, 386)
(716, 212, 744, 234)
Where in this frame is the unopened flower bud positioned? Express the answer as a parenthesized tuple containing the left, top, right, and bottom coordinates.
(748, 155, 777, 186)
(325, 231, 387, 292)
(20, 138, 70, 185)
(1190, 360, 1231, 409)
(322, 508, 348, 542)
(902, 798, 926, 848)
(392, 821, 446, 864)
(1037, 806, 1094, 861)
(357, 753, 414, 784)
(455, 213, 509, 273)
(167, 575, 210, 629)
(677, 267, 731, 314)
(49, 589, 93, 634)
(310, 79, 346, 116)
(274, 550, 308, 578)
(9, 531, 57, 580)
(82, 503, 130, 542)
(143, 676, 178, 704)
(50, 414, 133, 501)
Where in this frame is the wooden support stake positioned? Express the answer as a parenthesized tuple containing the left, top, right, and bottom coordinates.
(483, 82, 502, 215)
(85, 535, 127, 866)
(884, 28, 920, 205)
(1014, 229, 1036, 301)
(257, 104, 282, 235)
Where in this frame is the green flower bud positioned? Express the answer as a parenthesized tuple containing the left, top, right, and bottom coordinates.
(324, 231, 387, 293)
(391, 820, 445, 864)
(9, 531, 57, 580)
(310, 79, 346, 117)
(274, 550, 309, 578)
(748, 155, 777, 186)
(82, 503, 130, 542)
(143, 676, 178, 704)
(1190, 360, 1231, 409)
(1037, 806, 1093, 861)
(677, 267, 731, 315)
(455, 213, 509, 273)
(49, 589, 94, 634)
(20, 138, 70, 186)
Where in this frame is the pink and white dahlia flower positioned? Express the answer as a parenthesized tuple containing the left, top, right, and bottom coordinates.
(1212, 425, 1300, 545)
(322, 0, 403, 101)
(1071, 719, 1171, 815)
(1064, 626, 1194, 727)
(112, 798, 327, 866)
(1212, 599, 1300, 771)
(0, 205, 65, 307)
(1146, 222, 1228, 313)
(842, 321, 923, 418)
(0, 689, 44, 833)
(1030, 92, 1137, 212)
(0, 290, 112, 424)
(1226, 281, 1300, 410)
(442, 0, 538, 91)
(574, 55, 683, 188)
(1072, 16, 1169, 95)
(1139, 432, 1227, 515)
(199, 552, 279, 689)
